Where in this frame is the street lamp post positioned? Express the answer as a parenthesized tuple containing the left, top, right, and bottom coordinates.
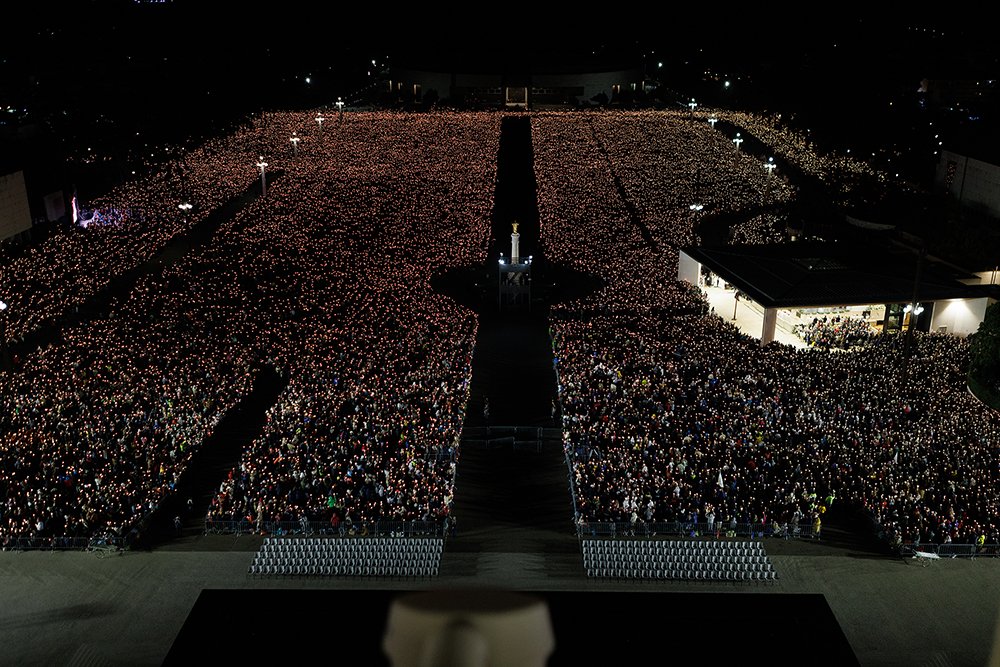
(179, 156, 190, 201)
(900, 245, 926, 384)
(733, 132, 743, 152)
(688, 98, 698, 116)
(256, 156, 268, 196)
(0, 299, 8, 371)
(763, 157, 777, 201)
(498, 254, 505, 309)
(178, 202, 193, 219)
(708, 116, 718, 130)
(904, 303, 925, 323)
(336, 96, 345, 119)
(316, 113, 325, 135)
(290, 132, 300, 157)
(690, 202, 704, 236)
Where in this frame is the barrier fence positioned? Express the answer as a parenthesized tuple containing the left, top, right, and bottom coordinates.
(900, 543, 1000, 559)
(204, 518, 447, 539)
(461, 426, 561, 453)
(2, 521, 996, 557)
(575, 520, 819, 540)
(0, 519, 448, 551)
(1, 536, 96, 551)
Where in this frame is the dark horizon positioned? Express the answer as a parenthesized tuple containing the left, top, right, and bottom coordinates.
(4, 5, 999, 195)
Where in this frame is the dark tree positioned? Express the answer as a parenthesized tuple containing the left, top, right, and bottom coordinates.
(969, 301, 1000, 395)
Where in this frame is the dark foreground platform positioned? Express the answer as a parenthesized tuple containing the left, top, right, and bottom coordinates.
(164, 588, 857, 665)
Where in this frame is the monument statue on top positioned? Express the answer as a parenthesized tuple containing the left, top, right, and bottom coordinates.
(498, 220, 531, 311)
(511, 221, 520, 264)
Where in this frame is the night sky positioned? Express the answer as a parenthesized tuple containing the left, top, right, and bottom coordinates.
(3, 3, 998, 192)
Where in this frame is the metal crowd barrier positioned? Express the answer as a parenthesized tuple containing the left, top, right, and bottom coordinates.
(900, 543, 1000, 559)
(0, 519, 451, 551)
(204, 518, 445, 538)
(463, 426, 560, 453)
(1, 536, 103, 552)
(575, 520, 819, 540)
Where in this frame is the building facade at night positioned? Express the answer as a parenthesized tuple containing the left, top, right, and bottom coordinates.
(937, 149, 1000, 217)
(388, 60, 643, 109)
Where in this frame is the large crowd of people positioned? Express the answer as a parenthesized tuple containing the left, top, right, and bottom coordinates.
(203, 111, 500, 530)
(0, 110, 499, 542)
(794, 315, 877, 350)
(535, 109, 1000, 547)
(0, 126, 267, 343)
(0, 106, 996, 550)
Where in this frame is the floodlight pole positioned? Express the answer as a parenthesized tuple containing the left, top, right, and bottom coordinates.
(0, 299, 8, 371)
(900, 244, 926, 384)
(256, 157, 268, 196)
(764, 157, 777, 201)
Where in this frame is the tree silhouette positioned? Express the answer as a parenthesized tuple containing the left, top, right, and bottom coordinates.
(969, 301, 1000, 397)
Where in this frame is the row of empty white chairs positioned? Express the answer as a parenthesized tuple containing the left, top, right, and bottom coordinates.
(584, 540, 765, 556)
(587, 566, 777, 582)
(263, 536, 441, 549)
(582, 539, 777, 582)
(587, 553, 771, 566)
(261, 542, 440, 556)
(249, 536, 443, 578)
(249, 561, 438, 578)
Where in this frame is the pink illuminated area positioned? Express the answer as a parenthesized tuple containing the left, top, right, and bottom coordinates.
(75, 204, 129, 229)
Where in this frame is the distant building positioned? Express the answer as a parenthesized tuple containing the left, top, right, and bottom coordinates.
(921, 79, 997, 113)
(387, 50, 642, 110)
(936, 149, 1000, 218)
(0, 170, 32, 243)
(679, 240, 993, 344)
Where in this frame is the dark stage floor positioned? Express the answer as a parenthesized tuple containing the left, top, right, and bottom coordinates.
(164, 588, 857, 665)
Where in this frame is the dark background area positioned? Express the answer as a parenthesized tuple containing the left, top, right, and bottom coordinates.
(3, 5, 998, 256)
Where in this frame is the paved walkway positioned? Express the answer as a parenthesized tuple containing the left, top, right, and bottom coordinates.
(1, 537, 999, 666)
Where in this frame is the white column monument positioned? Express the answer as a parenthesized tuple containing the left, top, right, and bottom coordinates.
(761, 307, 778, 346)
(510, 222, 520, 265)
